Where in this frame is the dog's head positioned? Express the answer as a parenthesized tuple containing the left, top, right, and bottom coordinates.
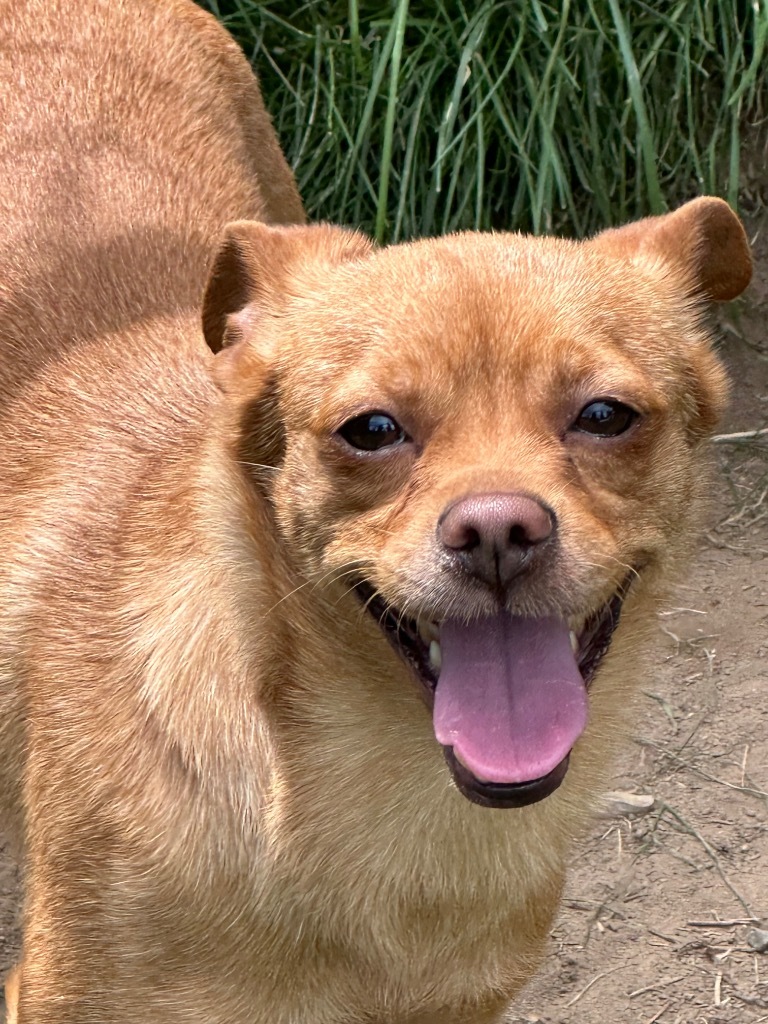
(202, 199, 751, 808)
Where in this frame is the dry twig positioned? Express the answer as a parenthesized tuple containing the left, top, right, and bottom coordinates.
(629, 975, 685, 998)
(687, 918, 760, 928)
(565, 967, 622, 1008)
(713, 427, 768, 443)
(659, 804, 754, 916)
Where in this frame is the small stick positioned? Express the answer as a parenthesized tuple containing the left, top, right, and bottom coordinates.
(713, 427, 768, 443)
(629, 975, 685, 998)
(646, 1004, 669, 1024)
(729, 987, 768, 1009)
(563, 898, 600, 911)
(714, 971, 724, 1006)
(660, 804, 754, 916)
(565, 967, 622, 1007)
(636, 740, 768, 801)
(687, 918, 760, 927)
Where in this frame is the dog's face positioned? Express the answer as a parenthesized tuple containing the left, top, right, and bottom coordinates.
(203, 199, 750, 809)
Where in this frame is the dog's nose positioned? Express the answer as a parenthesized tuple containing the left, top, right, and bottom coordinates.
(438, 492, 554, 591)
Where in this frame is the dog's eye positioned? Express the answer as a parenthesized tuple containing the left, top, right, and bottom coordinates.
(337, 412, 409, 452)
(572, 400, 637, 437)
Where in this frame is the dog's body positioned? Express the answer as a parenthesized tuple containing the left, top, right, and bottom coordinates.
(0, 2, 752, 1022)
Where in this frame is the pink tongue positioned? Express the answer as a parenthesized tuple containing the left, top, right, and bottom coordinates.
(433, 613, 588, 784)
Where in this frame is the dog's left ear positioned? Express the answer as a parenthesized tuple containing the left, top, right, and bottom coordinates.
(202, 221, 373, 357)
(589, 197, 752, 302)
(201, 222, 373, 470)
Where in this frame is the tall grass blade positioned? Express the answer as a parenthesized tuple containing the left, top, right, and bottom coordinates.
(375, 0, 410, 243)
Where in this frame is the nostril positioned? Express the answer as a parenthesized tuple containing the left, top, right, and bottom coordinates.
(508, 523, 534, 547)
(462, 526, 481, 551)
(440, 516, 482, 552)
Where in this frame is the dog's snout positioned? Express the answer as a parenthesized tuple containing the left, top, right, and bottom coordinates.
(438, 492, 555, 590)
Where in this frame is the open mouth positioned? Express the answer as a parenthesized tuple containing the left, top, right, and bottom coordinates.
(354, 579, 628, 809)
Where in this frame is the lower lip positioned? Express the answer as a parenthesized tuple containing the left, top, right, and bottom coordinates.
(443, 747, 570, 808)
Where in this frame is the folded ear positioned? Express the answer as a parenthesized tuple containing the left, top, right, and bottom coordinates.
(202, 221, 373, 355)
(589, 197, 752, 302)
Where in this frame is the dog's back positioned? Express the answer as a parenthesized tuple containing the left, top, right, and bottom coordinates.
(0, 0, 303, 393)
(0, 0, 302, 922)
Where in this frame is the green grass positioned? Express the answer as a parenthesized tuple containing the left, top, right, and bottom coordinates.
(200, 0, 767, 243)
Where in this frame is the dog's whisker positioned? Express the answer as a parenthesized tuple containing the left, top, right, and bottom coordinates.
(262, 576, 320, 617)
(310, 562, 366, 591)
(580, 556, 642, 586)
(262, 561, 369, 618)
(237, 460, 280, 474)
(325, 568, 373, 605)
(365, 523, 399, 538)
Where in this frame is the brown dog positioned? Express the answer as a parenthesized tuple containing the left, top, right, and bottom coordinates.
(0, 1, 752, 1022)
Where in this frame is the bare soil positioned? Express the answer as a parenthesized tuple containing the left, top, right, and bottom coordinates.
(1, 218, 766, 1024)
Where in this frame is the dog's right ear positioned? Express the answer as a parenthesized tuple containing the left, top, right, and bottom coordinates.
(202, 221, 373, 357)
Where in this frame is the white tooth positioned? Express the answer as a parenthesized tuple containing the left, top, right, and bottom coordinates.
(429, 640, 442, 672)
(569, 630, 579, 655)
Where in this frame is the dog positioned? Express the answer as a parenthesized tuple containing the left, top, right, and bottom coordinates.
(0, 1, 752, 1021)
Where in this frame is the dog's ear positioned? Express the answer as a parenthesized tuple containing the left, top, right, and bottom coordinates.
(202, 221, 373, 355)
(202, 222, 372, 474)
(592, 198, 748, 438)
(589, 197, 752, 302)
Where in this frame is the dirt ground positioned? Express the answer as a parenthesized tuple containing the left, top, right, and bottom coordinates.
(0, 215, 766, 1023)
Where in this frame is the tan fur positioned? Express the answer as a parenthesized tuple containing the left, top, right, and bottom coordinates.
(0, 3, 752, 1023)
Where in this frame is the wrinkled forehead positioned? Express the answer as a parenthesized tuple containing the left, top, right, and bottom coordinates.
(280, 233, 686, 425)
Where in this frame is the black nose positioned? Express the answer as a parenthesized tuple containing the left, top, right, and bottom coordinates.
(438, 492, 555, 591)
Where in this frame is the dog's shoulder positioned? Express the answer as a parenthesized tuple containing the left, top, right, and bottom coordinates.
(0, 0, 303, 399)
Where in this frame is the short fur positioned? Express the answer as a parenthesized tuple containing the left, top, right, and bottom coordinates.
(0, 2, 752, 1022)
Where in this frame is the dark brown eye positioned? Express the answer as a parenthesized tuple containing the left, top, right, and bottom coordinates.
(337, 412, 408, 452)
(572, 400, 637, 437)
